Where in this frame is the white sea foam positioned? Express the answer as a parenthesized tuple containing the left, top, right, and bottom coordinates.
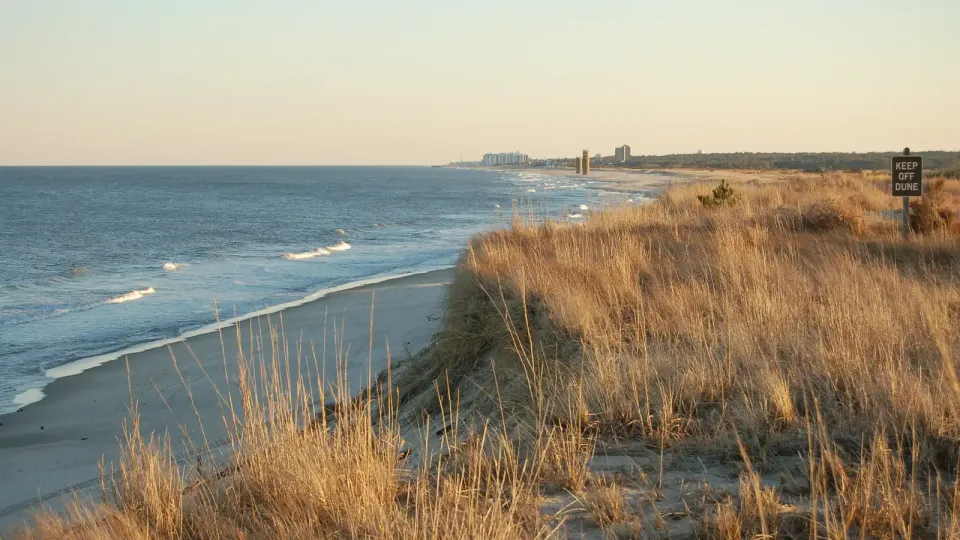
(12, 388, 45, 408)
(526, 189, 536, 193)
(578, 204, 589, 210)
(335, 229, 346, 235)
(567, 213, 584, 219)
(327, 241, 351, 252)
(106, 287, 156, 304)
(283, 248, 331, 260)
(494, 203, 501, 208)
(162, 262, 184, 271)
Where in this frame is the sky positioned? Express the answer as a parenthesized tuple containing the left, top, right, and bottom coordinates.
(1, 1, 958, 165)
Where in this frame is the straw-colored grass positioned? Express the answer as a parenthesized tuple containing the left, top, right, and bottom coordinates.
(20, 329, 563, 539)
(392, 171, 960, 536)
(19, 171, 960, 538)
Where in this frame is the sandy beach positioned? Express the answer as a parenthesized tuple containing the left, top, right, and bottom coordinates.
(0, 269, 452, 532)
(522, 166, 680, 193)
(505, 166, 787, 195)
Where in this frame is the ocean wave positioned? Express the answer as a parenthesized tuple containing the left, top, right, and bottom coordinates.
(162, 262, 184, 271)
(578, 204, 589, 211)
(567, 213, 584, 219)
(527, 189, 536, 193)
(106, 287, 156, 304)
(327, 241, 351, 252)
(283, 248, 331, 260)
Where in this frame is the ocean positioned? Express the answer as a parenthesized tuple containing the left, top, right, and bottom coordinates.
(0, 166, 637, 413)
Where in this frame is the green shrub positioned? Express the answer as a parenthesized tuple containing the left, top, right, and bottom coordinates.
(697, 179, 742, 208)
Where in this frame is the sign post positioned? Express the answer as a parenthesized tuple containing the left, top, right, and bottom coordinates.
(891, 147, 922, 239)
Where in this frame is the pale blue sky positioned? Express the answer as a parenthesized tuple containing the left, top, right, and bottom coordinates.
(1, 1, 957, 165)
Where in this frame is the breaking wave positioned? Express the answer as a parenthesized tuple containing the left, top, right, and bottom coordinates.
(327, 241, 351, 252)
(106, 287, 156, 304)
(162, 262, 184, 271)
(283, 248, 331, 260)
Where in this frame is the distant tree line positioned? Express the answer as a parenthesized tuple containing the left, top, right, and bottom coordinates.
(558, 151, 960, 174)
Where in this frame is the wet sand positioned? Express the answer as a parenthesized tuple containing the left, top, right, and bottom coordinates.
(0, 269, 452, 532)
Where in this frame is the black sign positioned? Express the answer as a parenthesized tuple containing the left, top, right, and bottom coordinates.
(892, 156, 923, 197)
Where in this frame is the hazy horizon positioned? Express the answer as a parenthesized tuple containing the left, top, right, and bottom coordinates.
(2, 1, 958, 166)
(1, 148, 958, 169)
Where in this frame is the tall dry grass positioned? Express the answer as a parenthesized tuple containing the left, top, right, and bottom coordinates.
(19, 315, 578, 539)
(20, 171, 960, 538)
(391, 171, 960, 536)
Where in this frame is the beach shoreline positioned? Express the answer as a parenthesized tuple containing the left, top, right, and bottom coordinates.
(456, 165, 788, 195)
(0, 268, 454, 531)
(8, 267, 453, 413)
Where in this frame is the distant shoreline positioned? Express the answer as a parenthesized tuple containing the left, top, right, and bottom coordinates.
(445, 164, 804, 194)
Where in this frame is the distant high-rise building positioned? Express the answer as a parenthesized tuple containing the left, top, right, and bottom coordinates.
(481, 152, 529, 166)
(614, 145, 631, 163)
(575, 156, 583, 174)
(582, 149, 590, 175)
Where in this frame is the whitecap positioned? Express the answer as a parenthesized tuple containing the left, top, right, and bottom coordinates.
(106, 287, 156, 304)
(327, 241, 351, 252)
(335, 229, 346, 235)
(527, 189, 536, 193)
(162, 262, 184, 271)
(494, 204, 501, 209)
(578, 204, 589, 211)
(567, 213, 584, 219)
(283, 248, 331, 260)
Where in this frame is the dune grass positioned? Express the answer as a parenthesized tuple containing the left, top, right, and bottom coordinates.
(391, 170, 960, 537)
(19, 171, 960, 538)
